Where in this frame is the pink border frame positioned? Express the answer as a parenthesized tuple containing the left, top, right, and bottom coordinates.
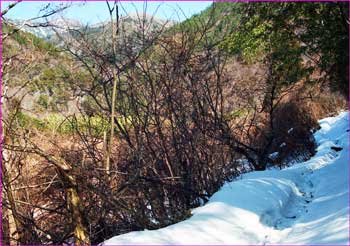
(0, 1, 349, 245)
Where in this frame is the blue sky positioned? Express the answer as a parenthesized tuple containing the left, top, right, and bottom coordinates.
(1, 1, 213, 24)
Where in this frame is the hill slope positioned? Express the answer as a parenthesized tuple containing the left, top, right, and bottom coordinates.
(103, 111, 349, 245)
(2, 23, 85, 117)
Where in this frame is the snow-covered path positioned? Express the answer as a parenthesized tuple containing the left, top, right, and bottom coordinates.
(103, 112, 349, 245)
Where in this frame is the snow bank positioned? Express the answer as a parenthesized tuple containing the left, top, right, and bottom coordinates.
(103, 112, 349, 245)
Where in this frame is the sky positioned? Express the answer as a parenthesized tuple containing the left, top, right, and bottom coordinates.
(1, 1, 213, 24)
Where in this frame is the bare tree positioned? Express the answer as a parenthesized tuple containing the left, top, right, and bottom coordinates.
(105, 0, 119, 175)
(2, 2, 319, 245)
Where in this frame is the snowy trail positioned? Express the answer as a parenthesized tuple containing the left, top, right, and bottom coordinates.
(264, 170, 314, 231)
(103, 112, 349, 245)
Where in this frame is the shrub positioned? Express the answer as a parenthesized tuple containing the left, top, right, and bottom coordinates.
(267, 101, 318, 168)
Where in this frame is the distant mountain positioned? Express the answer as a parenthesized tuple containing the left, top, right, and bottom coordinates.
(8, 18, 83, 40)
(9, 14, 176, 45)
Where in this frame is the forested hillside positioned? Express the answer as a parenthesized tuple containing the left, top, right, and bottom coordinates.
(2, 2, 348, 245)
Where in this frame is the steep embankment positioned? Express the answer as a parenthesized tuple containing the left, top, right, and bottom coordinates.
(103, 111, 349, 245)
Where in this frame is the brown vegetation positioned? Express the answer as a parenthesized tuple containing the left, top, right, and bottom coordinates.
(2, 2, 347, 245)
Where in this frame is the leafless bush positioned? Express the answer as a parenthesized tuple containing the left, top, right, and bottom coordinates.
(3, 2, 338, 245)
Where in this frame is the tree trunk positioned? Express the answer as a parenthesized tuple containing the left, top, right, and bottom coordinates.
(67, 187, 90, 245)
(2, 164, 23, 245)
(106, 2, 119, 175)
(33, 148, 90, 244)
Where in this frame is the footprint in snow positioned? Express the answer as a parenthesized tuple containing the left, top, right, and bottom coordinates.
(307, 180, 313, 188)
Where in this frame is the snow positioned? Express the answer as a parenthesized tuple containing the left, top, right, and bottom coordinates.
(103, 111, 349, 245)
(269, 151, 279, 160)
